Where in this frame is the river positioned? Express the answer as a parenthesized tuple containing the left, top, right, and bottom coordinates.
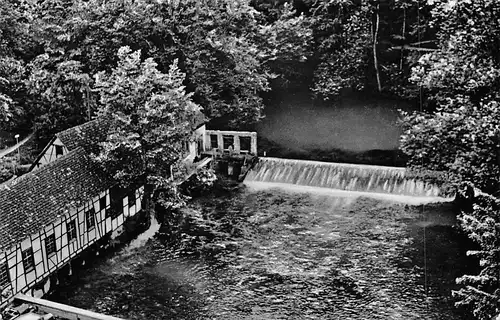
(49, 183, 474, 319)
(257, 90, 415, 153)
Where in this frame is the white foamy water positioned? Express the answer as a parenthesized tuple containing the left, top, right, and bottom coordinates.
(125, 213, 161, 253)
(244, 181, 453, 205)
(244, 157, 451, 201)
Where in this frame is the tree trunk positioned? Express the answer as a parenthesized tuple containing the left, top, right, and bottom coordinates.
(400, 6, 406, 70)
(142, 183, 155, 228)
(373, 3, 382, 93)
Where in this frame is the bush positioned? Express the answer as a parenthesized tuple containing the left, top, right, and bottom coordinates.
(453, 192, 500, 320)
(182, 167, 218, 197)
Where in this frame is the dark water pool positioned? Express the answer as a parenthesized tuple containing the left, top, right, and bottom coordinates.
(257, 91, 415, 153)
(50, 186, 474, 320)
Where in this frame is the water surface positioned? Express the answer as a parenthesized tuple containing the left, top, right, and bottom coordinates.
(50, 186, 472, 320)
(258, 91, 415, 152)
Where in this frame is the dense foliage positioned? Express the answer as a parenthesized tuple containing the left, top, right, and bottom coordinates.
(0, 0, 317, 142)
(400, 1, 500, 318)
(251, 0, 436, 99)
(454, 191, 500, 320)
(0, 0, 442, 143)
(93, 47, 200, 212)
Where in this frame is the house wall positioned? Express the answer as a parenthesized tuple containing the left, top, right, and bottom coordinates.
(33, 138, 69, 169)
(0, 185, 144, 309)
(184, 124, 206, 163)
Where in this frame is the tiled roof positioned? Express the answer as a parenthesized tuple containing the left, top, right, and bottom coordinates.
(55, 117, 111, 152)
(0, 147, 114, 252)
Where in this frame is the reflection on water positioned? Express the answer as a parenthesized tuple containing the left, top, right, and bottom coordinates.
(50, 186, 472, 320)
(258, 91, 415, 152)
(126, 214, 160, 251)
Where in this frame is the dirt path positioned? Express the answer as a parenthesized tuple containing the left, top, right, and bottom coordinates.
(0, 133, 33, 158)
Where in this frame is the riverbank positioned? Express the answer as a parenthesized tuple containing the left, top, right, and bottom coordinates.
(49, 181, 474, 319)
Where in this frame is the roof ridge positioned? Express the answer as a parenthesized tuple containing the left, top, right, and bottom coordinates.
(2, 147, 89, 190)
(54, 117, 112, 152)
(55, 117, 102, 138)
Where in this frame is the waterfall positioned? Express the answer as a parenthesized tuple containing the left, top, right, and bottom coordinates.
(244, 157, 451, 201)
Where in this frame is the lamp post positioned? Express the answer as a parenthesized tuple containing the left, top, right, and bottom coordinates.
(14, 134, 20, 175)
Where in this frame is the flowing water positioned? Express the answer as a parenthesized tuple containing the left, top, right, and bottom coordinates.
(246, 157, 449, 199)
(49, 181, 473, 320)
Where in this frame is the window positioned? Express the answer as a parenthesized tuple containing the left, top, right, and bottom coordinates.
(45, 234, 57, 256)
(108, 186, 126, 219)
(0, 261, 10, 288)
(223, 135, 233, 150)
(85, 208, 95, 230)
(210, 134, 218, 150)
(128, 191, 136, 208)
(99, 196, 107, 211)
(240, 136, 251, 153)
(105, 207, 112, 218)
(67, 220, 77, 242)
(55, 145, 63, 157)
(100, 195, 110, 218)
(21, 248, 35, 273)
(197, 139, 204, 155)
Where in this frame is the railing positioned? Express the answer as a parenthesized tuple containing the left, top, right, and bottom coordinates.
(14, 294, 126, 320)
(205, 130, 257, 155)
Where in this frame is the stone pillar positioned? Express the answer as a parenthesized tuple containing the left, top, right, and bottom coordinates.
(233, 135, 240, 154)
(204, 132, 210, 151)
(217, 132, 224, 151)
(250, 132, 257, 155)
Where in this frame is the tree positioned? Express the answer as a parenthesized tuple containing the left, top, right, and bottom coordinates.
(0, 0, 38, 132)
(401, 0, 500, 194)
(0, 77, 13, 125)
(308, 0, 435, 100)
(27, 0, 277, 129)
(454, 192, 500, 320)
(309, 0, 372, 98)
(401, 95, 500, 195)
(165, 0, 273, 128)
(401, 1, 500, 318)
(254, 2, 314, 87)
(25, 54, 92, 144)
(410, 0, 500, 105)
(93, 46, 202, 215)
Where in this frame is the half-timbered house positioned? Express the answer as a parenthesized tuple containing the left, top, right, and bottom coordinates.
(30, 118, 111, 170)
(31, 117, 207, 170)
(0, 144, 146, 309)
(0, 115, 210, 312)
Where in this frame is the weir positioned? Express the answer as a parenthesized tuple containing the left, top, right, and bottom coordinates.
(244, 157, 451, 200)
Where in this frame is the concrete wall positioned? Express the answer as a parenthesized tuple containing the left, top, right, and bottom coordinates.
(183, 124, 206, 163)
(205, 130, 257, 155)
